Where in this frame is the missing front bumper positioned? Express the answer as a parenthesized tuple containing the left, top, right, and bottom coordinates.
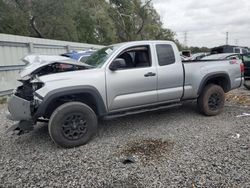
(7, 94, 34, 135)
(6, 120, 34, 135)
(8, 94, 32, 121)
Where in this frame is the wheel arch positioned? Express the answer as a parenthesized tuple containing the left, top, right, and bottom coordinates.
(34, 86, 107, 119)
(198, 73, 231, 95)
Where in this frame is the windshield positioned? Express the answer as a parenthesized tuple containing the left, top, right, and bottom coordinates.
(84, 46, 115, 68)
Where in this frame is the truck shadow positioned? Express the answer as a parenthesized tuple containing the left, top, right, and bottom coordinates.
(98, 101, 199, 136)
(11, 101, 200, 149)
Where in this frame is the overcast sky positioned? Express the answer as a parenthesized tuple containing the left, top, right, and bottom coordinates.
(152, 0, 250, 48)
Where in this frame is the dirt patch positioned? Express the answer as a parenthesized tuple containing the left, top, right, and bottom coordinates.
(226, 94, 250, 106)
(119, 138, 174, 164)
(226, 91, 250, 106)
(225, 87, 250, 106)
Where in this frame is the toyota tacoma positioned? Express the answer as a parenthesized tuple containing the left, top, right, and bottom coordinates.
(7, 41, 244, 148)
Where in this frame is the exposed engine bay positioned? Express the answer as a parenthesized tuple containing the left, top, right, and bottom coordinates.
(31, 62, 88, 77)
(10, 55, 92, 127)
(20, 54, 92, 78)
(15, 81, 34, 101)
(16, 61, 89, 101)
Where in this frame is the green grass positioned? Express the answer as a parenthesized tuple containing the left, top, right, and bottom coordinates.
(0, 97, 7, 104)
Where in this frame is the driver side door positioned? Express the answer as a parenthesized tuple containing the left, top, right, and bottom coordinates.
(106, 45, 157, 112)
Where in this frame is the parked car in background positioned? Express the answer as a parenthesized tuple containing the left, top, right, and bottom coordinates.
(242, 53, 250, 89)
(243, 53, 250, 77)
(202, 53, 242, 60)
(181, 50, 191, 57)
(234, 47, 249, 54)
(211, 45, 249, 55)
(61, 49, 96, 62)
(180, 54, 190, 61)
(189, 53, 207, 60)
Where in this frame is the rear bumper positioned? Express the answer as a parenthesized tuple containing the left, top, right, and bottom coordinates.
(7, 94, 32, 121)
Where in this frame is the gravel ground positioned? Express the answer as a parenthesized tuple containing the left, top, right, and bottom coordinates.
(0, 89, 250, 187)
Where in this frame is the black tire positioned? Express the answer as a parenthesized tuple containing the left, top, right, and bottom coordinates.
(244, 84, 250, 90)
(197, 84, 225, 116)
(244, 79, 250, 90)
(48, 102, 98, 148)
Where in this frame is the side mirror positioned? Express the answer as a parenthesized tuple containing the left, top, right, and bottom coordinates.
(109, 58, 126, 71)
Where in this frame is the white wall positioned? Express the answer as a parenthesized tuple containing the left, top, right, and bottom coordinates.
(0, 33, 104, 95)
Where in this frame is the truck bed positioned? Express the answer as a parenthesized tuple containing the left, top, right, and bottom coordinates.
(182, 59, 242, 99)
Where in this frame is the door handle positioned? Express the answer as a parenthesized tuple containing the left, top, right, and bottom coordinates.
(144, 72, 156, 77)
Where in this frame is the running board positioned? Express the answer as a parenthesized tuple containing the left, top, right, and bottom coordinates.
(104, 103, 182, 120)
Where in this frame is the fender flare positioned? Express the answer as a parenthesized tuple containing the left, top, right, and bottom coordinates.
(34, 86, 107, 119)
(197, 72, 231, 95)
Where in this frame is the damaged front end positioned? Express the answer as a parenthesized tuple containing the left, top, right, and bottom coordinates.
(7, 76, 44, 135)
(7, 55, 91, 135)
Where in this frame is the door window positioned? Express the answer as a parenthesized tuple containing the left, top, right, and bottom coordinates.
(156, 44, 175, 66)
(114, 46, 151, 69)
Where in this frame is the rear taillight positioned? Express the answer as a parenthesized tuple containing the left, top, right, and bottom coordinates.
(240, 63, 245, 73)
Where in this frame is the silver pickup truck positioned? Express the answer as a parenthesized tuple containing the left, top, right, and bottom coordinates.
(7, 40, 243, 148)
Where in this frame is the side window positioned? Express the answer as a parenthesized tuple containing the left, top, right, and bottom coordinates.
(116, 45, 151, 69)
(156, 44, 175, 66)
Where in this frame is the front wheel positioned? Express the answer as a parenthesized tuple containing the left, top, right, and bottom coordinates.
(197, 84, 225, 116)
(48, 102, 98, 148)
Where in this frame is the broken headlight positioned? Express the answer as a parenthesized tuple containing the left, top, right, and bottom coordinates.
(32, 82, 44, 91)
(30, 77, 44, 92)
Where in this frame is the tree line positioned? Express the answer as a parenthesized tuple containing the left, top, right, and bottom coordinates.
(0, 0, 178, 44)
(0, 0, 212, 52)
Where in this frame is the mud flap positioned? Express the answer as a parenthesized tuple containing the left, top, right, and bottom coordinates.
(6, 120, 34, 135)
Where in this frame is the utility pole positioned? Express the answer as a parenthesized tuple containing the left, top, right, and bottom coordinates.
(226, 32, 229, 45)
(235, 39, 239, 46)
(184, 31, 187, 48)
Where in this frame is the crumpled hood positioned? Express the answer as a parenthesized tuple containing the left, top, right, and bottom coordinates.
(20, 54, 89, 78)
(35, 68, 105, 98)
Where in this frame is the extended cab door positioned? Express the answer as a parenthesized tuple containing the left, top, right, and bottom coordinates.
(106, 45, 157, 111)
(155, 43, 184, 102)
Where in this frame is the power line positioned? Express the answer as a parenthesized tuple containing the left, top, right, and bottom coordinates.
(176, 30, 248, 37)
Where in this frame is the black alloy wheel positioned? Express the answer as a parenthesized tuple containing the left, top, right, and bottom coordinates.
(208, 93, 222, 111)
(62, 113, 88, 140)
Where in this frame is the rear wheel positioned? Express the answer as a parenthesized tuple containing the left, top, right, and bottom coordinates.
(244, 84, 250, 90)
(197, 84, 225, 116)
(48, 102, 98, 148)
(244, 80, 250, 90)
